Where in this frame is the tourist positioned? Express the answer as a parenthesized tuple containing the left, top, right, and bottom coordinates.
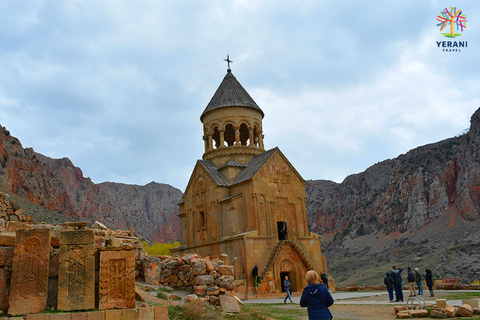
(384, 272, 395, 302)
(283, 276, 293, 303)
(407, 267, 416, 297)
(252, 265, 258, 288)
(414, 268, 423, 295)
(424, 269, 434, 297)
(321, 272, 329, 289)
(391, 266, 404, 302)
(300, 270, 334, 320)
(280, 222, 287, 240)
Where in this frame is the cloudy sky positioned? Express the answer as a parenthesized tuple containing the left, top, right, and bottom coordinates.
(1, 1, 479, 191)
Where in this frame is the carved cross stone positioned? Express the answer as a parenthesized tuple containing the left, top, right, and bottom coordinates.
(273, 171, 287, 192)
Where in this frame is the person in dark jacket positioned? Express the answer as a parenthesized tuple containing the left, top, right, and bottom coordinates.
(283, 276, 293, 303)
(391, 266, 404, 302)
(252, 265, 258, 288)
(384, 272, 395, 302)
(407, 267, 416, 297)
(321, 272, 329, 289)
(300, 270, 334, 320)
(424, 269, 434, 297)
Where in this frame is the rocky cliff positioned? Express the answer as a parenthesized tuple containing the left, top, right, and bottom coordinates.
(0, 126, 182, 242)
(305, 107, 480, 285)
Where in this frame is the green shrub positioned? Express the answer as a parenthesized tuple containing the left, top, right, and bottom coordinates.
(140, 241, 180, 256)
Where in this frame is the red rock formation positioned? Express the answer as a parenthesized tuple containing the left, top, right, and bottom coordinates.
(0, 125, 182, 242)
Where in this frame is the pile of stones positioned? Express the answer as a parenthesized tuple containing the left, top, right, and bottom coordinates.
(0, 192, 33, 228)
(141, 252, 236, 306)
(394, 299, 480, 318)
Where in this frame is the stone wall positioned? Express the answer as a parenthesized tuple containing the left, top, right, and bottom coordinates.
(0, 214, 149, 316)
(141, 252, 236, 306)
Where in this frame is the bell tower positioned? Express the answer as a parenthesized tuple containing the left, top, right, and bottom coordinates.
(200, 57, 265, 168)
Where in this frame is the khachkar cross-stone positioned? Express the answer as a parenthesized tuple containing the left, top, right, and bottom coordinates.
(99, 249, 135, 310)
(8, 229, 52, 316)
(224, 54, 233, 71)
(58, 229, 95, 311)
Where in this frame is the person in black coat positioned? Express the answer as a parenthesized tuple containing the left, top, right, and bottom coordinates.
(252, 265, 258, 288)
(300, 270, 334, 320)
(391, 266, 404, 302)
(424, 269, 434, 297)
(384, 272, 395, 302)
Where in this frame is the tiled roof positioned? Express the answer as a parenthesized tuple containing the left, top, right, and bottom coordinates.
(218, 160, 246, 170)
(199, 148, 278, 187)
(231, 148, 277, 185)
(198, 160, 230, 186)
(200, 70, 264, 121)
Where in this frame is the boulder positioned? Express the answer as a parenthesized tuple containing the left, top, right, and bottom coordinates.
(194, 285, 207, 296)
(195, 275, 214, 286)
(458, 304, 473, 317)
(142, 257, 165, 285)
(443, 305, 456, 318)
(218, 277, 235, 290)
(219, 295, 239, 313)
(216, 265, 234, 276)
(191, 261, 206, 276)
(430, 310, 448, 318)
(409, 309, 428, 317)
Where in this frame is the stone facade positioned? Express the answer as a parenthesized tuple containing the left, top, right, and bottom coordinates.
(172, 68, 329, 297)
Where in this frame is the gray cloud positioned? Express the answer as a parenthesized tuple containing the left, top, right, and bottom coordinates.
(0, 0, 478, 190)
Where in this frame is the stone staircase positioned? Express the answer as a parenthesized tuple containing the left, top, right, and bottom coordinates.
(257, 240, 314, 284)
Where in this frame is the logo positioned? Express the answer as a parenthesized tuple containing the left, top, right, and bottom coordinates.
(436, 7, 467, 38)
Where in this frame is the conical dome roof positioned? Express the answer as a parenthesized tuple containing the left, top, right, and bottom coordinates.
(200, 70, 264, 121)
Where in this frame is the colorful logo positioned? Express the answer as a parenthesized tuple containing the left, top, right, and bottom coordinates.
(436, 7, 467, 38)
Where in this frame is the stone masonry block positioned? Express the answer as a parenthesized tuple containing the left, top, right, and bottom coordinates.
(154, 305, 169, 320)
(436, 299, 447, 309)
(122, 309, 138, 320)
(71, 313, 88, 320)
(26, 314, 50, 320)
(50, 314, 72, 320)
(87, 311, 105, 320)
(463, 299, 479, 308)
(0, 246, 14, 267)
(105, 310, 122, 320)
(138, 307, 154, 320)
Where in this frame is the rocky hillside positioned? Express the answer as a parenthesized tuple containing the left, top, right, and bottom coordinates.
(0, 126, 182, 242)
(305, 107, 480, 285)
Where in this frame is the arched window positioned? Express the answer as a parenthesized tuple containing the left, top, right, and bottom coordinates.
(239, 123, 249, 145)
(253, 125, 260, 147)
(224, 123, 235, 146)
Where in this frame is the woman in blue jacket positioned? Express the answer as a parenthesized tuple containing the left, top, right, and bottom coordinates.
(300, 270, 334, 320)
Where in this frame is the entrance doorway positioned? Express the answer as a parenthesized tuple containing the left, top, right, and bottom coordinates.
(277, 221, 287, 240)
(280, 271, 290, 292)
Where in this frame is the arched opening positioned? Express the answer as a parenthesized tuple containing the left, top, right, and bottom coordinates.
(279, 259, 297, 292)
(253, 125, 260, 147)
(239, 123, 249, 145)
(212, 127, 220, 149)
(224, 124, 235, 146)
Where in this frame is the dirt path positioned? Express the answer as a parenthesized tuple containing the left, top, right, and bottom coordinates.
(330, 304, 396, 320)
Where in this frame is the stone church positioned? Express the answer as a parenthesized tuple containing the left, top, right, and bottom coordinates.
(172, 64, 329, 298)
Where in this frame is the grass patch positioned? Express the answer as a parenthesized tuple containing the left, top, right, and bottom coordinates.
(242, 303, 308, 320)
(444, 291, 480, 300)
